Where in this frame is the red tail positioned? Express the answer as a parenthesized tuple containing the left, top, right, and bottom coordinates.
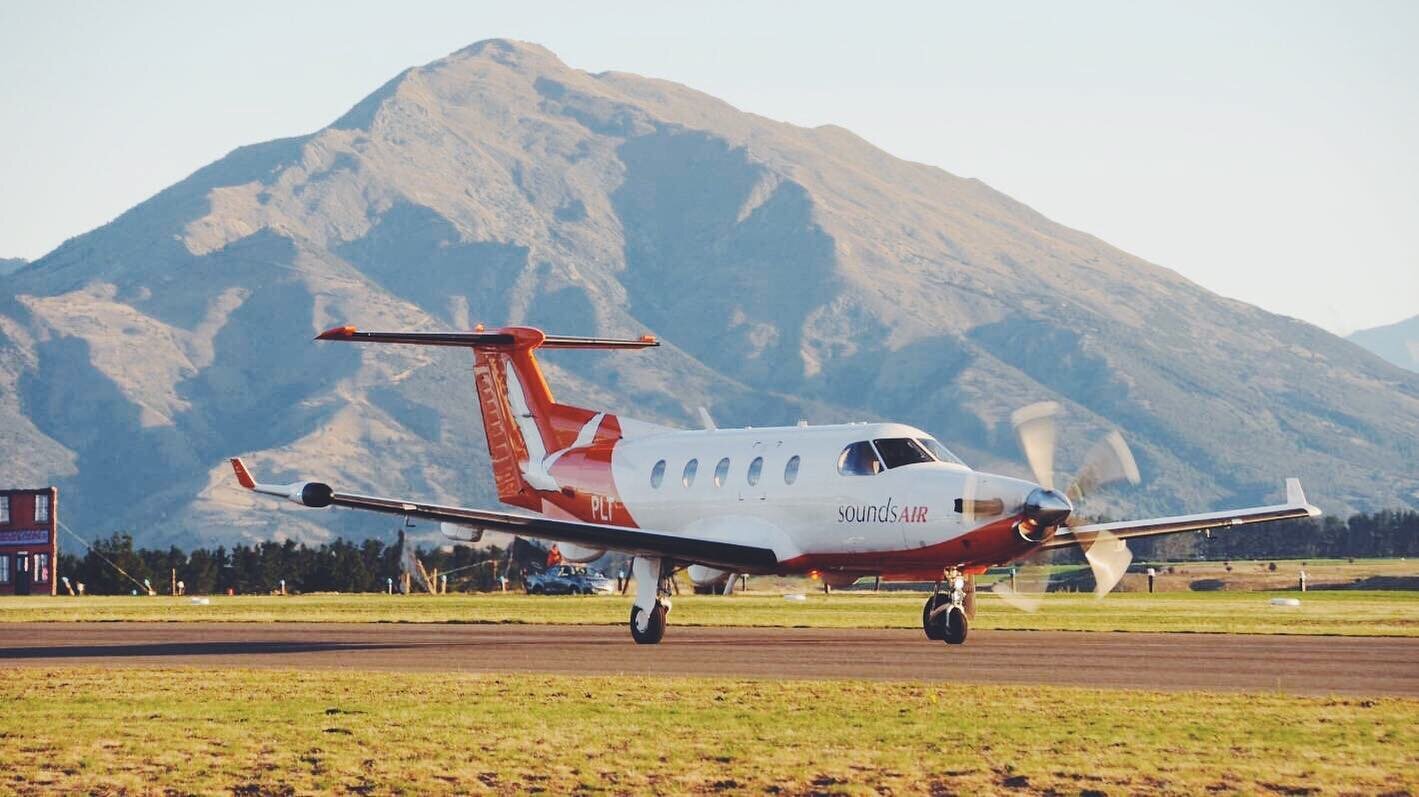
(316, 325, 658, 511)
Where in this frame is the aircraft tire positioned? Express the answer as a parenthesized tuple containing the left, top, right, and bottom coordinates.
(942, 606, 969, 645)
(630, 601, 668, 644)
(922, 594, 949, 640)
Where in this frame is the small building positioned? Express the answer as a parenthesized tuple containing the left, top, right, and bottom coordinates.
(0, 488, 58, 596)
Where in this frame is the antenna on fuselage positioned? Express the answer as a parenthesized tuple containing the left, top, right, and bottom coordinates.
(696, 407, 717, 431)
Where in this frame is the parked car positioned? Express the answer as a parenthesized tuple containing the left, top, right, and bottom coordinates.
(525, 565, 614, 595)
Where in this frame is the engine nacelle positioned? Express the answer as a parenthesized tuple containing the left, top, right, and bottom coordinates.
(1014, 519, 1060, 545)
(687, 565, 730, 587)
(557, 543, 605, 563)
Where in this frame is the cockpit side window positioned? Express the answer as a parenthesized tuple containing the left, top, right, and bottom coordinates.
(873, 438, 934, 469)
(837, 441, 883, 476)
(917, 437, 966, 466)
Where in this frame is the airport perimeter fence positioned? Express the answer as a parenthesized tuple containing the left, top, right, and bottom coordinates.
(46, 511, 1419, 596)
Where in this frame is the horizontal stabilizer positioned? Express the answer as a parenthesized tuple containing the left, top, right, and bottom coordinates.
(315, 325, 658, 350)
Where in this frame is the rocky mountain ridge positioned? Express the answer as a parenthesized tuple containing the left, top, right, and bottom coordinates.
(1350, 315, 1419, 373)
(2, 39, 1415, 548)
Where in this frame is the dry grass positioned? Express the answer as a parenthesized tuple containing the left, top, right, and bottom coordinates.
(2, 589, 1416, 637)
(0, 668, 1413, 796)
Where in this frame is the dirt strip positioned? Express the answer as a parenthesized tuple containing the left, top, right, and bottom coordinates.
(2, 623, 1416, 696)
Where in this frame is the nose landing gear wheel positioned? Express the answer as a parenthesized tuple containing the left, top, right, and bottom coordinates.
(630, 600, 668, 644)
(942, 606, 968, 645)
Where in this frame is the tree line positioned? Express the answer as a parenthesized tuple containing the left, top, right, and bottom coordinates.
(1166, 510, 1419, 560)
(57, 533, 514, 596)
(56, 510, 1418, 595)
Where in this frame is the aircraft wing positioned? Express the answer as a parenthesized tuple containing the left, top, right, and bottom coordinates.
(1042, 478, 1322, 550)
(229, 458, 780, 572)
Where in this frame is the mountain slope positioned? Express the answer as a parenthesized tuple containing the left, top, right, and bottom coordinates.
(1350, 314, 1419, 373)
(2, 39, 1416, 548)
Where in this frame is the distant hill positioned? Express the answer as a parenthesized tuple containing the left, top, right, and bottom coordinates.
(1349, 315, 1419, 373)
(2, 39, 1416, 548)
(0, 258, 26, 276)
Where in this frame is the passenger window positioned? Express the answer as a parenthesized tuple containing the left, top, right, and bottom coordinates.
(747, 457, 764, 486)
(650, 460, 666, 488)
(714, 457, 730, 487)
(784, 455, 800, 485)
(837, 441, 883, 476)
(682, 458, 698, 488)
(873, 438, 934, 469)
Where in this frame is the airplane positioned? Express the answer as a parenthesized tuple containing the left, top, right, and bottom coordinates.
(232, 324, 1321, 645)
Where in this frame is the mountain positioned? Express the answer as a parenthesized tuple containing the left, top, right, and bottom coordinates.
(0, 258, 26, 276)
(2, 39, 1416, 549)
(1349, 315, 1419, 373)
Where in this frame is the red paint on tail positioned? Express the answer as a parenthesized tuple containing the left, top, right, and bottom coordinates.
(314, 323, 656, 524)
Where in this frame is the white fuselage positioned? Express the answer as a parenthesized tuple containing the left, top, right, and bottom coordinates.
(603, 421, 1038, 571)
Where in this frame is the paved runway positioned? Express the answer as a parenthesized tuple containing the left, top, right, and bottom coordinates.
(2, 623, 1416, 696)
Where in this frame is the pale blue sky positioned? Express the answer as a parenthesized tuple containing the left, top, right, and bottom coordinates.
(1, 0, 1414, 334)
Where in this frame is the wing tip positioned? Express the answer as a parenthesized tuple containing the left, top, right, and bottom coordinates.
(316, 324, 357, 341)
(230, 457, 256, 490)
(1285, 477, 1322, 516)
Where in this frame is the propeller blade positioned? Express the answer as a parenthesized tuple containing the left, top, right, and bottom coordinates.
(960, 471, 978, 524)
(1080, 528, 1133, 598)
(991, 579, 1042, 613)
(989, 562, 1053, 613)
(1011, 401, 1060, 491)
(1066, 429, 1141, 504)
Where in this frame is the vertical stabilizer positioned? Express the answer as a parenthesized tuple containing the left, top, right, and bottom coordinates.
(314, 324, 661, 512)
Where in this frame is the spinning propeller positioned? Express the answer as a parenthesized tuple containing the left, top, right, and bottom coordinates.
(988, 401, 1141, 611)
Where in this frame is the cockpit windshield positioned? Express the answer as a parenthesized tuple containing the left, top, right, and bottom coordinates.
(872, 438, 935, 469)
(916, 437, 966, 466)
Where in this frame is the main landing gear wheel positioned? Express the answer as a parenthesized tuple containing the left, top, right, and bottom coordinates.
(922, 594, 950, 640)
(630, 600, 668, 644)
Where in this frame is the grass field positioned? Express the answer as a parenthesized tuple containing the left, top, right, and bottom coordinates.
(2, 589, 1417, 636)
(0, 668, 1412, 795)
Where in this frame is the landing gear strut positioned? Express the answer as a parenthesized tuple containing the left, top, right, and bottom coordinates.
(923, 568, 970, 645)
(630, 556, 672, 644)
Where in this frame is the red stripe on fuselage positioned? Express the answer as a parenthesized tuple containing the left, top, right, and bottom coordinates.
(778, 513, 1035, 578)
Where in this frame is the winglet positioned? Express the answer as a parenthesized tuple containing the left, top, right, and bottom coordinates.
(230, 457, 256, 490)
(1285, 478, 1322, 517)
(316, 324, 357, 341)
